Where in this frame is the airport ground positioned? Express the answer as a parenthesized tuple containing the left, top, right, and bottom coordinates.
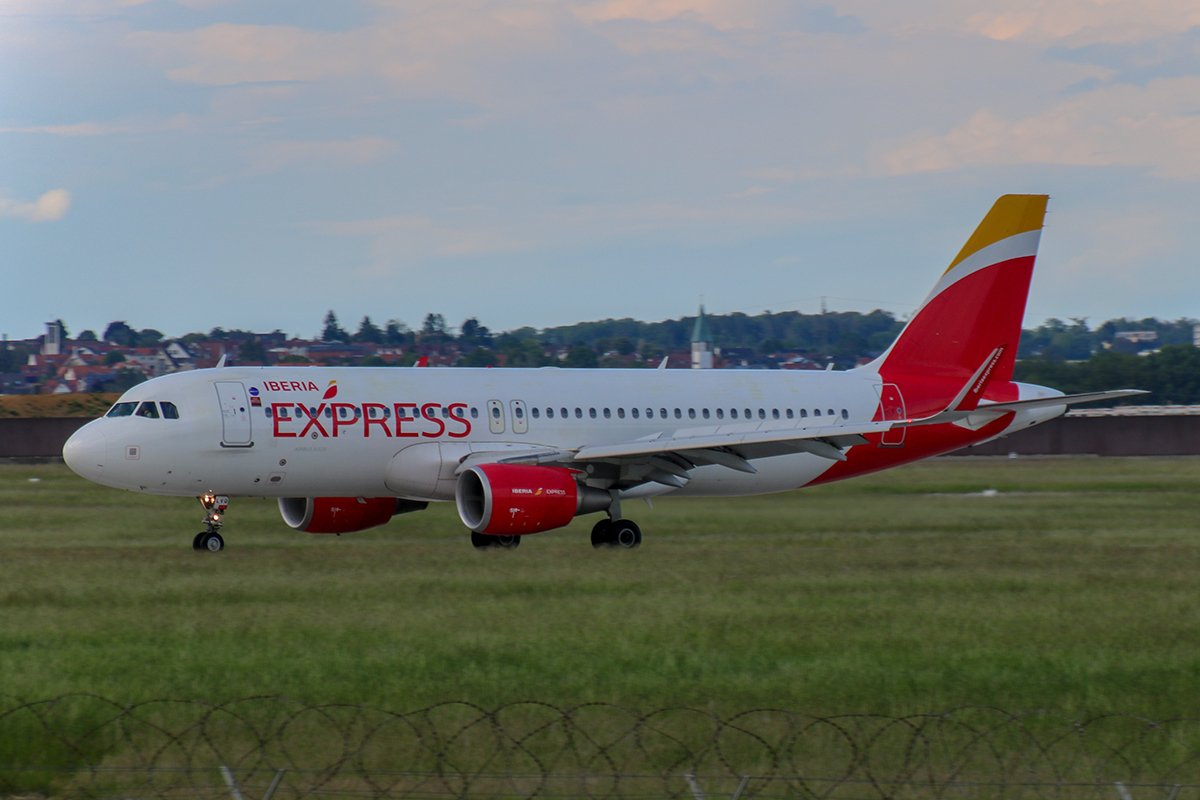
(2, 456, 1198, 721)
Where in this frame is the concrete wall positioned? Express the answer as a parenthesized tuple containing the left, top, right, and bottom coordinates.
(0, 418, 89, 459)
(964, 415, 1200, 457)
(3, 415, 1198, 460)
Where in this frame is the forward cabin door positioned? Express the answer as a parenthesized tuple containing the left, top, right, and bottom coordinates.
(215, 381, 253, 447)
(875, 383, 906, 447)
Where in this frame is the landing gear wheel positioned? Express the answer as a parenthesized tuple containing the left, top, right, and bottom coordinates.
(196, 532, 225, 552)
(471, 531, 522, 550)
(610, 519, 642, 549)
(591, 519, 614, 548)
(593, 519, 641, 549)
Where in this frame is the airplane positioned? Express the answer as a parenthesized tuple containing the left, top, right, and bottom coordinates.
(62, 195, 1144, 552)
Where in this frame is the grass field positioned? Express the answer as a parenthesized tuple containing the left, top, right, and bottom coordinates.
(2, 456, 1199, 722)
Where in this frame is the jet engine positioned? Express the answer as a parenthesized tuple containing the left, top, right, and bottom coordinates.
(455, 464, 610, 535)
(278, 496, 427, 534)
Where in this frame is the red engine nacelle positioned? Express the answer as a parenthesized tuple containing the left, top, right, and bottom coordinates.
(456, 464, 606, 535)
(278, 496, 424, 534)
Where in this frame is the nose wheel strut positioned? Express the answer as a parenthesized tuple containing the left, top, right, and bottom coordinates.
(193, 493, 229, 552)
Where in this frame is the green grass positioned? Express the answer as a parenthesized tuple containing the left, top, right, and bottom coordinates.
(1, 457, 1199, 720)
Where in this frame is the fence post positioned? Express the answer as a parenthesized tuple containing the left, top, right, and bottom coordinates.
(729, 775, 750, 799)
(220, 766, 247, 800)
(262, 769, 286, 800)
(684, 772, 706, 800)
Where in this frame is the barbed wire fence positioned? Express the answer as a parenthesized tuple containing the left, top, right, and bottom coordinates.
(1, 695, 1198, 799)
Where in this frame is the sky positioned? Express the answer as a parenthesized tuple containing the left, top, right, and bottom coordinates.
(4, 0, 1200, 342)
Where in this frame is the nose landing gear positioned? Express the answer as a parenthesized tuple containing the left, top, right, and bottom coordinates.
(194, 493, 229, 552)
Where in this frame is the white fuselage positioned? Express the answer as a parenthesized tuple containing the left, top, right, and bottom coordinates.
(62, 365, 1053, 503)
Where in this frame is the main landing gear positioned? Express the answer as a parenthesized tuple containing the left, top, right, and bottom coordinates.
(193, 493, 229, 552)
(591, 518, 642, 549)
(470, 531, 521, 550)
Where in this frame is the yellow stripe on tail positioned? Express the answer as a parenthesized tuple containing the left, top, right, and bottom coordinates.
(945, 194, 1048, 274)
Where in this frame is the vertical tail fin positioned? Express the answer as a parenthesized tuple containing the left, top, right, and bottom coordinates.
(869, 194, 1049, 413)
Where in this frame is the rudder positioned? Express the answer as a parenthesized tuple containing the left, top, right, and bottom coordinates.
(869, 194, 1048, 415)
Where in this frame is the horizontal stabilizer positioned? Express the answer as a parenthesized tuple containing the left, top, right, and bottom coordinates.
(905, 389, 1149, 427)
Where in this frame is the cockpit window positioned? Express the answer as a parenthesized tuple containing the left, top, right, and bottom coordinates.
(135, 401, 160, 419)
(106, 402, 137, 418)
(161, 402, 180, 419)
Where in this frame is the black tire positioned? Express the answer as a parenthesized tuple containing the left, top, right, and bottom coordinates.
(199, 532, 225, 552)
(610, 519, 642, 549)
(472, 531, 522, 550)
(591, 519, 614, 549)
(192, 532, 206, 551)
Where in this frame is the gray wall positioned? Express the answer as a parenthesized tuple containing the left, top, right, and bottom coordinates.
(2, 416, 1198, 460)
(964, 415, 1200, 457)
(0, 418, 89, 459)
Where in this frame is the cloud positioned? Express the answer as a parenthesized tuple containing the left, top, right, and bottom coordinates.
(0, 115, 193, 137)
(0, 189, 72, 222)
(964, 1, 1200, 45)
(880, 77, 1200, 180)
(254, 137, 397, 173)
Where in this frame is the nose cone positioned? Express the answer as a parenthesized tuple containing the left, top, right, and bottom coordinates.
(63, 421, 108, 482)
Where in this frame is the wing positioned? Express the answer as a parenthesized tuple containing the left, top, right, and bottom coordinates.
(454, 388, 1149, 491)
(455, 419, 894, 490)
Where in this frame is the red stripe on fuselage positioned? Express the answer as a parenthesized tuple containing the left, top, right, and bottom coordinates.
(808, 411, 1014, 487)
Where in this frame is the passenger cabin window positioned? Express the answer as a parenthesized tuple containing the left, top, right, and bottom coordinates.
(716, 408, 724, 419)
(561, 408, 569, 418)
(532, 407, 540, 419)
(701, 409, 710, 419)
(786, 409, 794, 420)
(135, 401, 159, 419)
(106, 402, 137, 418)
(617, 408, 625, 419)
(730, 409, 738, 419)
(491, 406, 501, 419)
(631, 408, 639, 419)
(470, 407, 479, 419)
(841, 409, 849, 419)
(603, 408, 611, 419)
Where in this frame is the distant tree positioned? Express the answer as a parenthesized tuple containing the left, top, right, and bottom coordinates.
(353, 316, 384, 344)
(321, 311, 348, 342)
(502, 338, 551, 367)
(421, 313, 448, 342)
(459, 347, 496, 367)
(104, 350, 126, 365)
(460, 317, 493, 348)
(55, 319, 69, 340)
(102, 321, 137, 347)
(384, 319, 412, 346)
(564, 345, 598, 368)
(277, 354, 312, 364)
(137, 328, 164, 347)
(77, 329, 97, 341)
(613, 336, 635, 356)
(359, 355, 388, 366)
